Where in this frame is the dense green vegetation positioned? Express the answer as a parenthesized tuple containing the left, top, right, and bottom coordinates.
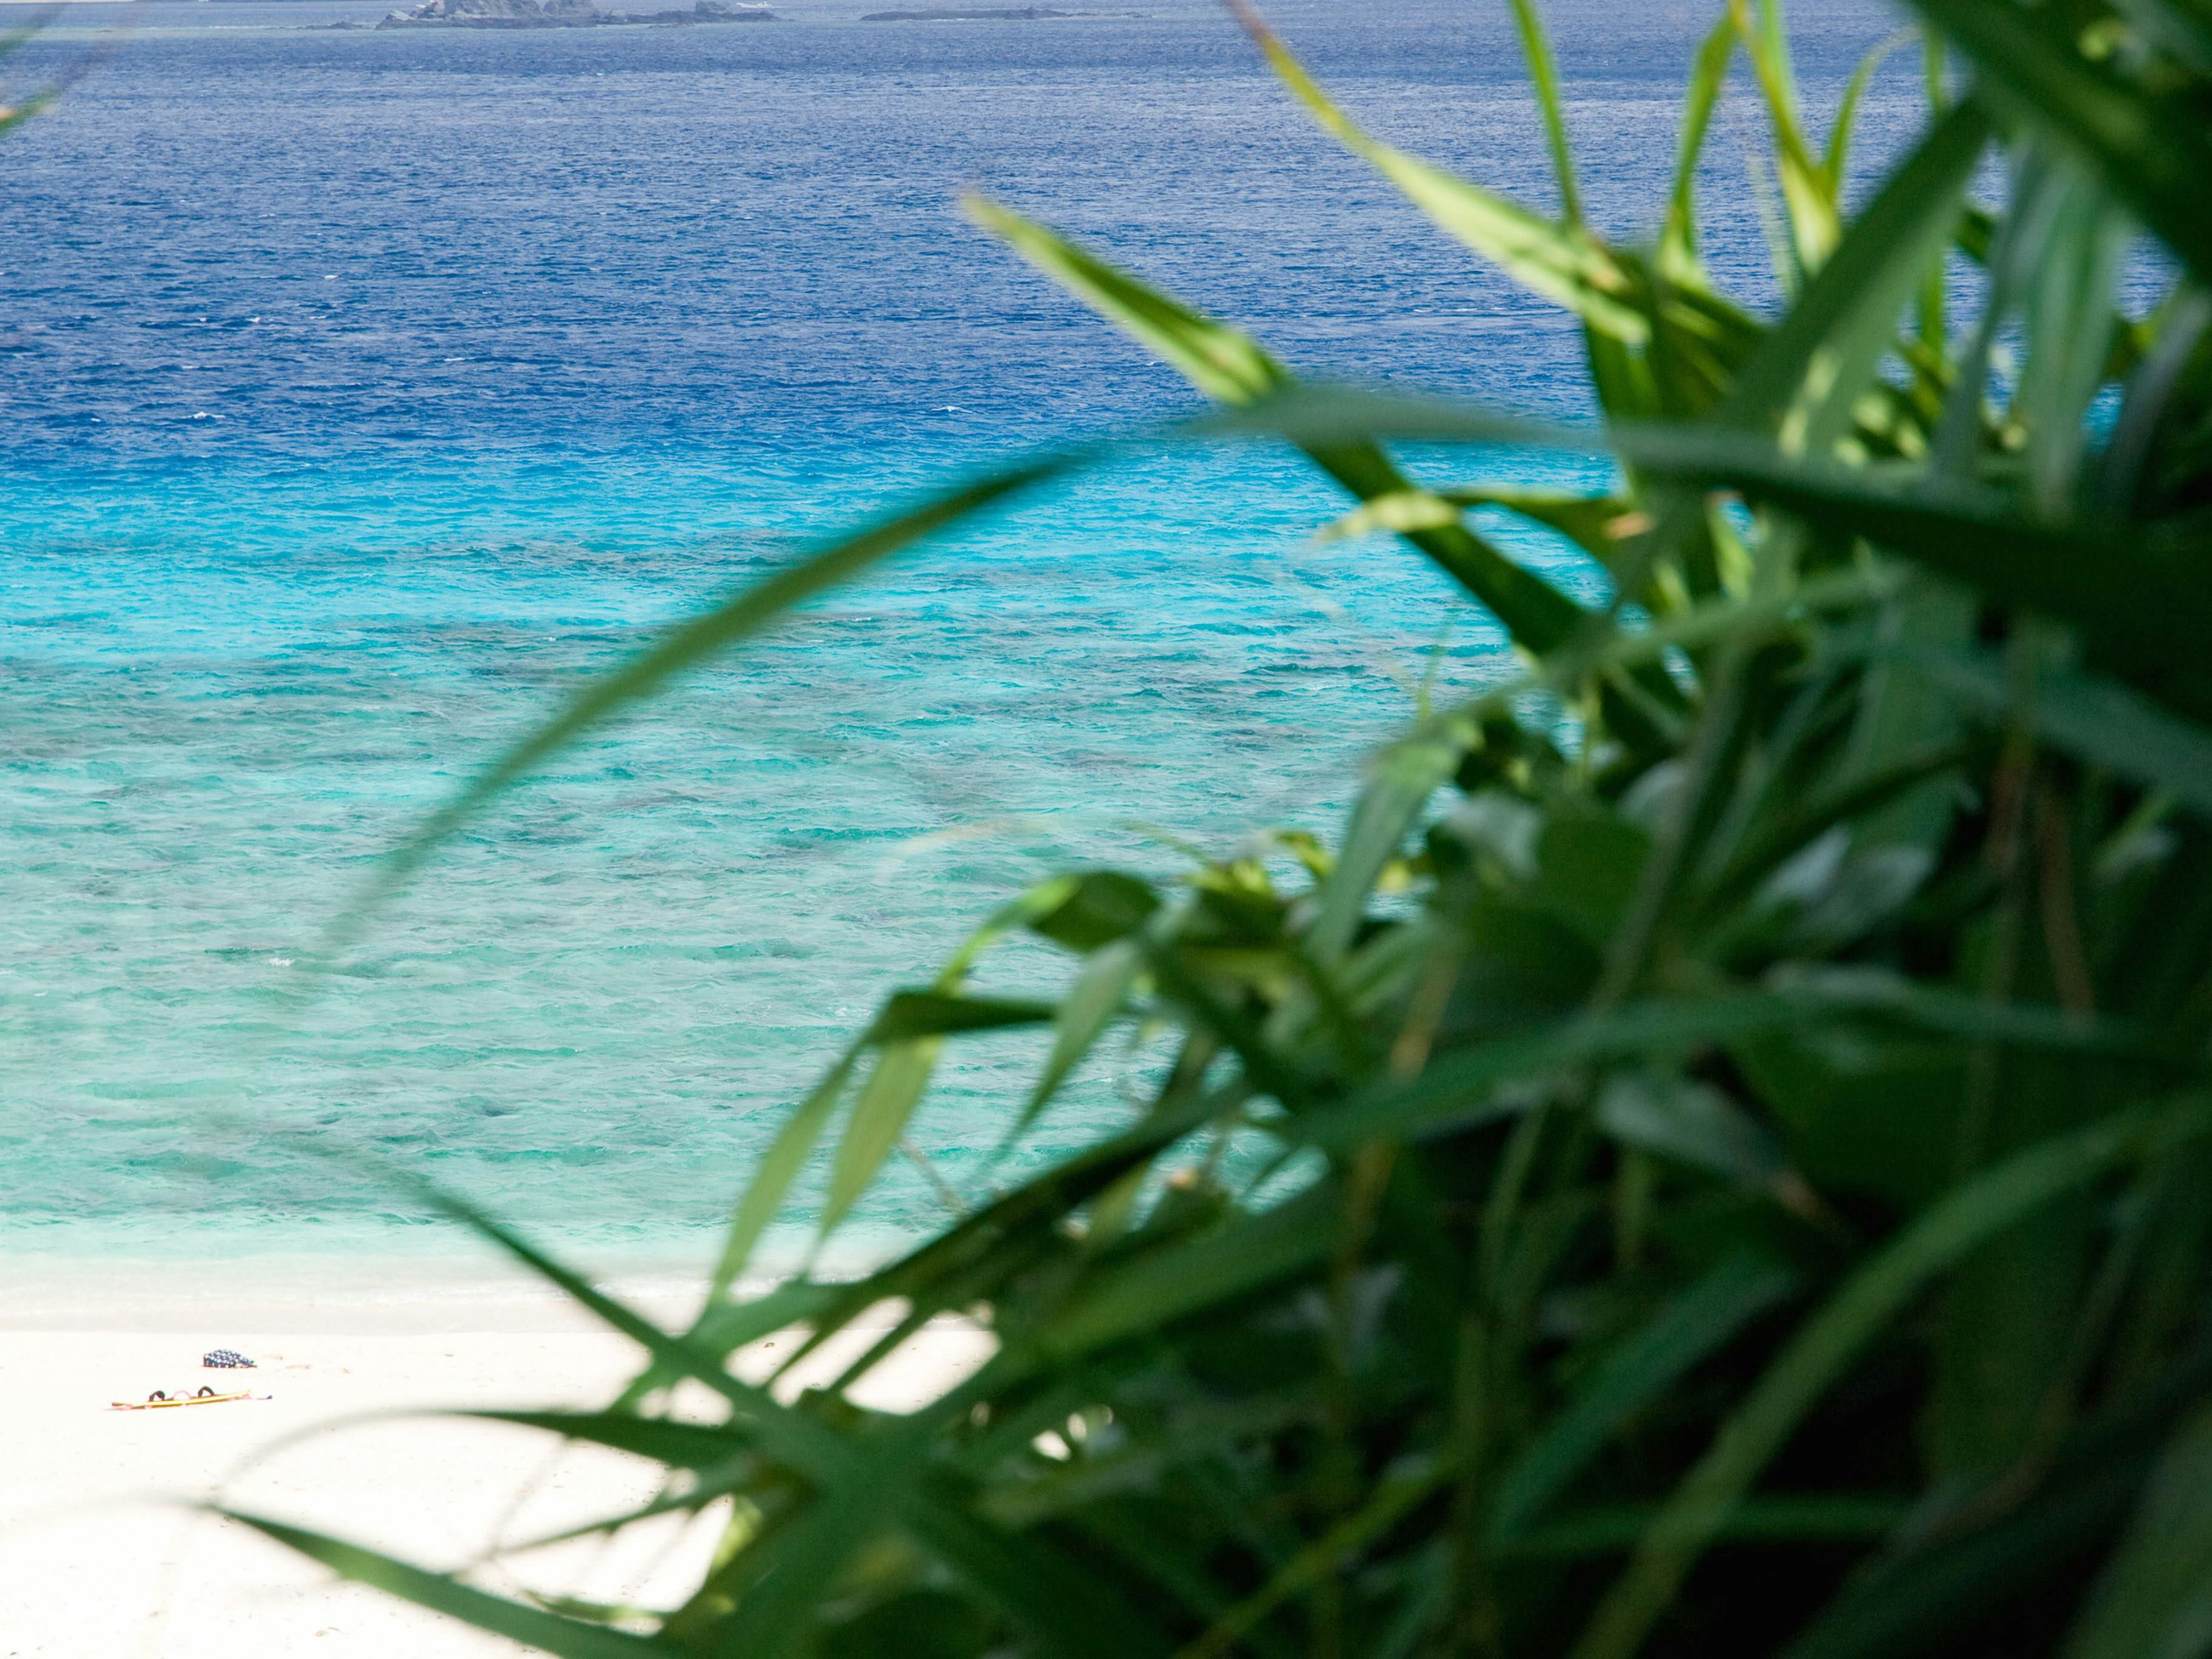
(228, 0, 2212, 1653)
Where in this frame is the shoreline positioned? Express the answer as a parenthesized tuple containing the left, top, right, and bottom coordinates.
(0, 1224, 915, 1332)
(1, 1249, 987, 1654)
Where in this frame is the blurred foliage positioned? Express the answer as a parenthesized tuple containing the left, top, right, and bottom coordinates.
(225, 0, 2212, 1654)
(0, 6, 128, 139)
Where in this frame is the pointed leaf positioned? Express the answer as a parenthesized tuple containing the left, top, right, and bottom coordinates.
(1823, 28, 1915, 192)
(1028, 870, 1161, 952)
(1727, 0, 1837, 271)
(1029, 1181, 1341, 1369)
(1309, 737, 1458, 963)
(1593, 1070, 1788, 1186)
(823, 1039, 944, 1236)
(1899, 645, 2212, 821)
(1314, 490, 1461, 544)
(1234, 12, 1649, 343)
(964, 196, 1287, 404)
(1614, 427, 2210, 667)
(1663, 16, 1743, 271)
(968, 202, 1593, 652)
(362, 454, 1083, 921)
(871, 991, 1055, 1042)
(1506, 0, 1582, 224)
(215, 1511, 673, 1657)
(1725, 99, 1991, 453)
(711, 1047, 860, 1300)
(1008, 938, 1143, 1148)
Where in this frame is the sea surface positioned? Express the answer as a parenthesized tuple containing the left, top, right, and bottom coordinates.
(0, 0, 1915, 1270)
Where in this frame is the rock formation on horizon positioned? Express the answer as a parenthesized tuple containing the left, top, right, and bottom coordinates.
(859, 6, 1073, 17)
(378, 0, 774, 26)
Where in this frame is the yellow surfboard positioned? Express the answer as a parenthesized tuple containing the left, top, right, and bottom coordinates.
(109, 1388, 259, 1411)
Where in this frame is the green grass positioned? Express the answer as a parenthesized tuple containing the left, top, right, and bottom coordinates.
(205, 0, 2212, 1653)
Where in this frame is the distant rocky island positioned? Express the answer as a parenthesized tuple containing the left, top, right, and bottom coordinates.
(373, 0, 773, 26)
(859, 6, 1073, 17)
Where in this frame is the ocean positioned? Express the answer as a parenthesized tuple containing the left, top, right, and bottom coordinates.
(0, 0, 1913, 1270)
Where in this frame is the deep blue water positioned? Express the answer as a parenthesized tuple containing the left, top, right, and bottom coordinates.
(0, 0, 1913, 1261)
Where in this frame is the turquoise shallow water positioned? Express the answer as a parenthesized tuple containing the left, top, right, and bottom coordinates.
(0, 0, 1909, 1262)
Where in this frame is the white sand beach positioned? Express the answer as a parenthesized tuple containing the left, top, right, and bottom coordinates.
(0, 1259, 991, 1657)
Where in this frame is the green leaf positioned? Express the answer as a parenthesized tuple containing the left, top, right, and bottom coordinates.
(896, 1474, 1180, 1659)
(375, 1169, 876, 1494)
(1700, 739, 1964, 913)
(1028, 870, 1161, 952)
(1445, 487, 1642, 568)
(789, 1084, 1219, 1358)
(1187, 1454, 1453, 1658)
(1293, 979, 2136, 1152)
(968, 200, 1594, 654)
(464, 1409, 756, 1469)
(1909, 0, 2212, 285)
(2062, 1402, 2212, 1659)
(1593, 1070, 1789, 1187)
(1234, 13, 1650, 343)
(1026, 1181, 1341, 1369)
(1731, 9, 1835, 275)
(1897, 647, 2212, 823)
(1566, 1090, 2212, 1659)
(1308, 737, 1458, 963)
(1490, 1252, 1801, 1541)
(1313, 490, 1461, 544)
(2013, 153, 2131, 514)
(214, 1511, 674, 1657)
(351, 452, 1085, 934)
(1824, 28, 1916, 191)
(1615, 427, 2211, 668)
(1007, 938, 1143, 1149)
(668, 1482, 882, 1658)
(823, 1038, 944, 1237)
(1506, 0, 1583, 225)
(1725, 99, 1991, 454)
(964, 196, 1287, 404)
(870, 991, 1056, 1043)
(710, 1047, 860, 1300)
(1661, 14, 1741, 271)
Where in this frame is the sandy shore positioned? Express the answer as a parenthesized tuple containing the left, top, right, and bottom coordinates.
(0, 1258, 991, 1657)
